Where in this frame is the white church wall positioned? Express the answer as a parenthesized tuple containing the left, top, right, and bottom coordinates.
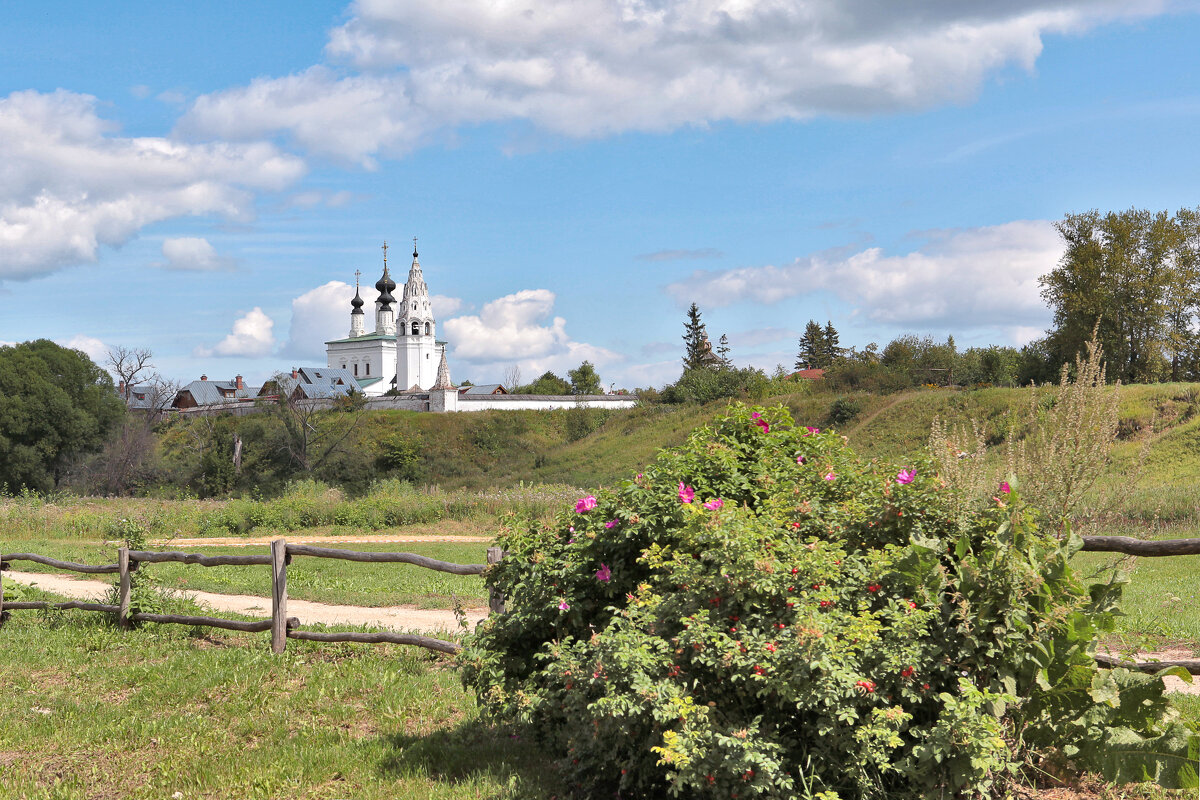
(455, 395, 638, 412)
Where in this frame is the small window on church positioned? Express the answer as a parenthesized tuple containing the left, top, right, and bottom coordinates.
(424, 322, 431, 335)
(341, 364, 346, 370)
(354, 364, 358, 376)
(366, 362, 370, 375)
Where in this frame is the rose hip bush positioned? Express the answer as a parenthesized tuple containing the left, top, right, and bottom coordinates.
(461, 404, 1196, 798)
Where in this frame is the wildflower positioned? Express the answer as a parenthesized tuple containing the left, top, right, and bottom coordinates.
(824, 471, 836, 481)
(896, 468, 916, 485)
(605, 518, 619, 529)
(595, 563, 612, 582)
(805, 426, 820, 435)
(901, 666, 916, 679)
(752, 412, 770, 433)
(575, 495, 597, 513)
(702, 498, 724, 511)
(855, 680, 876, 693)
(678, 483, 695, 503)
(999, 481, 1011, 494)
(867, 583, 881, 593)
(796, 454, 806, 464)
(558, 600, 570, 611)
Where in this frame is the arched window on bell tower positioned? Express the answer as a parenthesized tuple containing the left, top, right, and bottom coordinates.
(424, 322, 431, 335)
(411, 321, 419, 336)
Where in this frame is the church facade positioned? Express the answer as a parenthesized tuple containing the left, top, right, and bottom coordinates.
(325, 243, 446, 396)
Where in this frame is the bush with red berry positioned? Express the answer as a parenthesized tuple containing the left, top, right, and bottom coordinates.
(460, 404, 1194, 799)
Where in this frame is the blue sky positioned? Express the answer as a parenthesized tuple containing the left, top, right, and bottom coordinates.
(2, 1, 1199, 389)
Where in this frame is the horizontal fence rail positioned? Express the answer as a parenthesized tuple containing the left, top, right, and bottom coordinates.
(7, 533, 1200, 672)
(1, 539, 506, 655)
(1080, 536, 1200, 557)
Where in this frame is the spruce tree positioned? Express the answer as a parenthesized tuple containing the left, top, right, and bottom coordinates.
(822, 321, 841, 366)
(682, 303, 711, 370)
(796, 320, 826, 369)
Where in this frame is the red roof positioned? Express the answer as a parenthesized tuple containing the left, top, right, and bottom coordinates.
(790, 368, 826, 380)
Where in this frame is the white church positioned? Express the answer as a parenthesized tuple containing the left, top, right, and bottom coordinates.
(325, 241, 446, 396)
(322, 240, 636, 413)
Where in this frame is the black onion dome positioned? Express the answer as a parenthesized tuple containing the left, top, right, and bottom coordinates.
(375, 266, 397, 305)
(351, 286, 365, 313)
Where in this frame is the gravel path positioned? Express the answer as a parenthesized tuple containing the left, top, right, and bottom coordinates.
(4, 570, 485, 634)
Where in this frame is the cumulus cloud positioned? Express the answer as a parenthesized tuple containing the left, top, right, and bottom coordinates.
(57, 334, 108, 363)
(0, 89, 305, 281)
(431, 294, 464, 317)
(667, 220, 1061, 336)
(281, 281, 355, 358)
(158, 237, 237, 271)
(195, 307, 276, 357)
(442, 288, 621, 381)
(180, 0, 1165, 160)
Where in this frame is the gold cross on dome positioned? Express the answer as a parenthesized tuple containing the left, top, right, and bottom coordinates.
(381, 241, 388, 267)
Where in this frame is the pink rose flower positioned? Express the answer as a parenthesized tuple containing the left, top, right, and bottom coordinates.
(678, 483, 695, 503)
(702, 498, 724, 511)
(558, 600, 570, 611)
(595, 563, 612, 582)
(824, 471, 836, 481)
(575, 495, 597, 513)
(896, 468, 916, 485)
(999, 481, 1011, 494)
(605, 518, 619, 529)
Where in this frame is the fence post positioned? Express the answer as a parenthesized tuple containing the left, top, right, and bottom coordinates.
(486, 547, 505, 614)
(0, 558, 7, 625)
(271, 539, 288, 654)
(118, 548, 131, 629)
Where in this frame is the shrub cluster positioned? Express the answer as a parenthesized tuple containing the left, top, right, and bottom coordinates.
(462, 404, 1195, 798)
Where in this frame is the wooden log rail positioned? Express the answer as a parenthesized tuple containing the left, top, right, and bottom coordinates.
(0, 538, 499, 655)
(1080, 535, 1200, 557)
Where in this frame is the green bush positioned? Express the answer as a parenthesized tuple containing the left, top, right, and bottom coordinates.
(826, 396, 862, 426)
(462, 404, 1196, 799)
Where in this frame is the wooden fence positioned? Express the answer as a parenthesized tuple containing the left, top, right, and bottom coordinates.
(4, 533, 1200, 672)
(0, 540, 507, 655)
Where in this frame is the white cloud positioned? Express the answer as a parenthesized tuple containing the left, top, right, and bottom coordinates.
(431, 294, 464, 318)
(0, 89, 305, 281)
(195, 307, 276, 358)
(58, 334, 108, 363)
(282, 281, 355, 359)
(667, 220, 1060, 336)
(442, 288, 621, 382)
(180, 0, 1166, 160)
(158, 237, 236, 271)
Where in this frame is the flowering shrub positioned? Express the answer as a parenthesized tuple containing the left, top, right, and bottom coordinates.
(461, 404, 1195, 799)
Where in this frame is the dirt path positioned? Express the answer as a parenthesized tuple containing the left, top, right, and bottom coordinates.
(4, 571, 485, 634)
(155, 534, 493, 547)
(846, 390, 921, 437)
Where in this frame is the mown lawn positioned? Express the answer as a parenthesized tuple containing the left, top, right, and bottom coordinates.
(0, 596, 559, 800)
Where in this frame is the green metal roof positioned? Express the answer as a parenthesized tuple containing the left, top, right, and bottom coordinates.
(325, 333, 398, 344)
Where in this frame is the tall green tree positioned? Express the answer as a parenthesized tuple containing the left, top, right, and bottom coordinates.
(568, 361, 602, 395)
(822, 320, 842, 366)
(796, 320, 828, 369)
(1040, 207, 1198, 383)
(0, 340, 124, 493)
(716, 334, 732, 368)
(681, 303, 722, 370)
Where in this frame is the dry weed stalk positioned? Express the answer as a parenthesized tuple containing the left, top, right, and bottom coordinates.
(1007, 333, 1120, 532)
(929, 329, 1120, 534)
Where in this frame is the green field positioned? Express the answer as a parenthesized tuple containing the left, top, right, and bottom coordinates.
(0, 593, 558, 800)
(6, 383, 1200, 797)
